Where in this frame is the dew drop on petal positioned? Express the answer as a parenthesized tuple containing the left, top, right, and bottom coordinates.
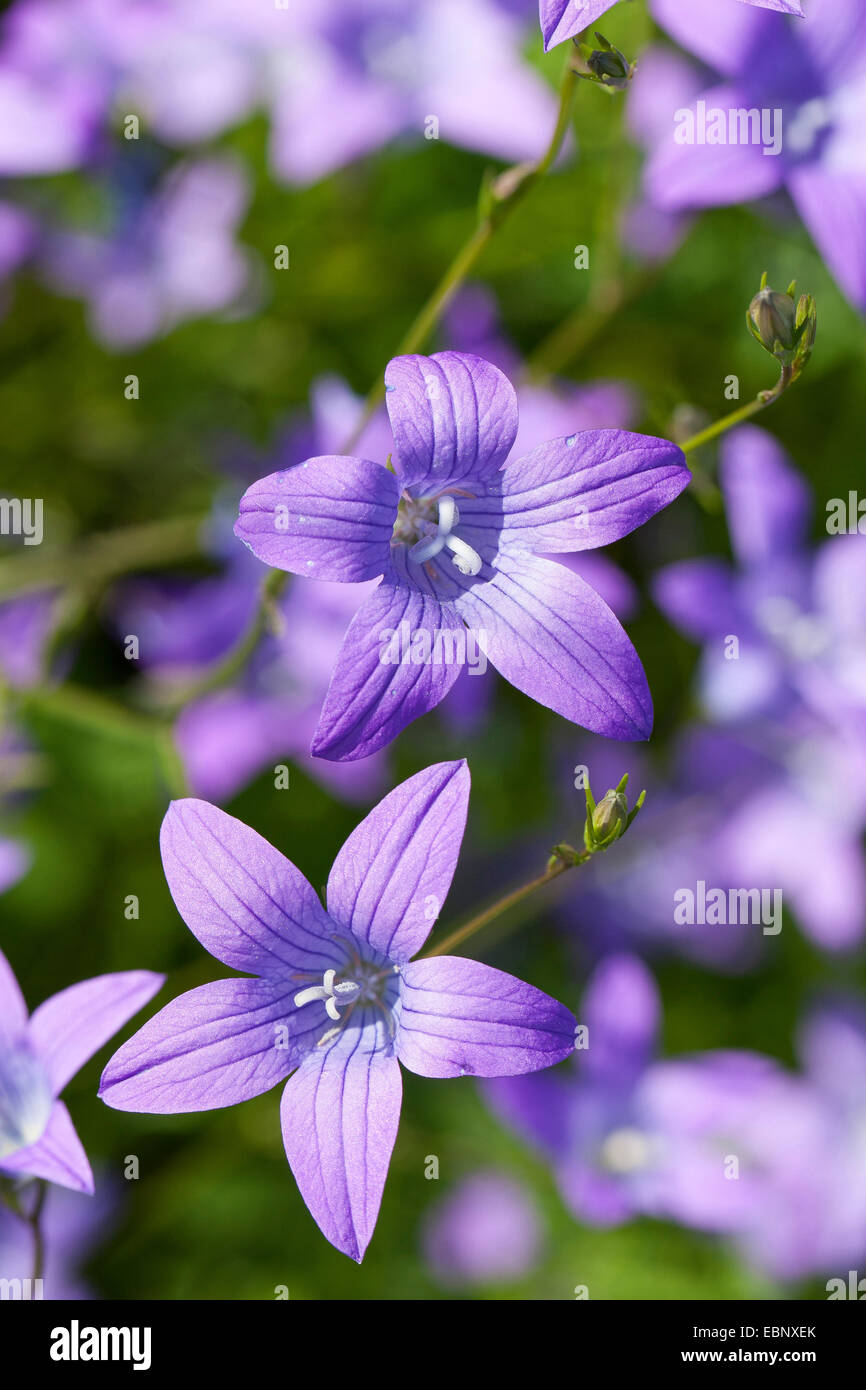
(566, 435, 577, 448)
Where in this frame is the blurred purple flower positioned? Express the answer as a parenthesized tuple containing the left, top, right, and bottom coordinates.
(540, 0, 803, 52)
(423, 1170, 543, 1285)
(99, 762, 578, 1261)
(0, 0, 556, 183)
(654, 426, 866, 737)
(0, 949, 163, 1193)
(0, 1179, 116, 1299)
(0, 591, 59, 688)
(236, 350, 689, 761)
(643, 0, 866, 311)
(485, 952, 857, 1282)
(41, 156, 254, 349)
(0, 837, 30, 895)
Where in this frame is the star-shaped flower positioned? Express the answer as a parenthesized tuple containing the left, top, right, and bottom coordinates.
(235, 351, 689, 761)
(99, 761, 578, 1262)
(539, 0, 803, 53)
(0, 954, 163, 1193)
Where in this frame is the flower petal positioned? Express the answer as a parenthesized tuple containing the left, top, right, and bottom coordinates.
(455, 550, 653, 739)
(644, 85, 787, 212)
(580, 954, 660, 1084)
(280, 1012, 402, 1262)
(719, 427, 811, 567)
(160, 799, 339, 978)
(28, 971, 165, 1097)
(327, 760, 469, 962)
(500, 430, 689, 553)
(0, 1102, 93, 1194)
(98, 978, 305, 1113)
(384, 351, 517, 491)
(653, 558, 742, 641)
(396, 957, 576, 1078)
(789, 164, 866, 315)
(539, 1, 615, 52)
(234, 455, 398, 581)
(0, 947, 28, 1044)
(311, 562, 464, 762)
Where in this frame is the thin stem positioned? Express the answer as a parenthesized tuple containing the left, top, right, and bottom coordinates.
(162, 567, 288, 714)
(28, 1182, 46, 1284)
(342, 52, 580, 454)
(0, 515, 207, 599)
(680, 364, 792, 455)
(420, 850, 588, 959)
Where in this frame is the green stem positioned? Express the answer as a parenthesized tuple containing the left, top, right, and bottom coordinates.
(0, 515, 207, 599)
(680, 364, 792, 455)
(162, 568, 288, 714)
(29, 1182, 46, 1284)
(420, 849, 588, 959)
(342, 52, 581, 455)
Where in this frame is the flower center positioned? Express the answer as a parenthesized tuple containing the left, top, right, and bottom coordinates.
(293, 968, 361, 1022)
(0, 1044, 52, 1161)
(393, 492, 483, 577)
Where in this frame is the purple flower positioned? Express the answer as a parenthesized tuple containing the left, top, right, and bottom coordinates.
(0, 591, 59, 688)
(642, 0, 866, 311)
(540, 0, 803, 52)
(0, 837, 30, 895)
(486, 954, 845, 1278)
(0, 1179, 117, 1299)
(98, 761, 577, 1261)
(41, 156, 254, 349)
(235, 351, 689, 761)
(0, 950, 163, 1194)
(422, 1170, 543, 1285)
(653, 426, 866, 734)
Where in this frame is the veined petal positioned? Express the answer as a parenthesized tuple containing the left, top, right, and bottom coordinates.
(327, 761, 469, 963)
(0, 1101, 93, 1194)
(539, 2, 615, 52)
(0, 947, 28, 1044)
(455, 551, 653, 740)
(160, 799, 340, 978)
(311, 563, 464, 762)
(280, 1011, 402, 1262)
(384, 351, 517, 491)
(28, 971, 165, 1097)
(500, 430, 689, 553)
(234, 455, 398, 581)
(98, 978, 305, 1114)
(396, 957, 576, 1078)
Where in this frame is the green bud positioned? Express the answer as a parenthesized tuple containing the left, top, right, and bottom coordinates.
(746, 273, 817, 381)
(577, 32, 635, 92)
(583, 772, 646, 853)
(591, 789, 628, 841)
(748, 285, 798, 353)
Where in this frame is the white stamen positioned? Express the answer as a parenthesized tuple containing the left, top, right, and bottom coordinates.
(409, 495, 482, 576)
(294, 968, 361, 1018)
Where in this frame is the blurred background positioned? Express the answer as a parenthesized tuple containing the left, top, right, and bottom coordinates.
(1, 0, 865, 1299)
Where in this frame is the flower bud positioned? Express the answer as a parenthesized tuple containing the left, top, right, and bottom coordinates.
(748, 286, 798, 353)
(583, 773, 645, 853)
(576, 33, 635, 92)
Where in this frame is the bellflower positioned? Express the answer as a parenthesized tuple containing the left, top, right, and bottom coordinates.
(0, 951, 163, 1193)
(41, 156, 254, 350)
(235, 351, 689, 761)
(653, 426, 866, 735)
(422, 1170, 543, 1285)
(485, 953, 836, 1277)
(99, 761, 578, 1262)
(642, 0, 866, 312)
(540, 0, 803, 52)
